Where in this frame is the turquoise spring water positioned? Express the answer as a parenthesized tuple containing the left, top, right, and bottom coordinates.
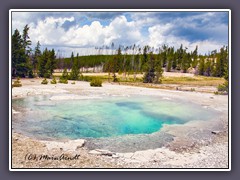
(12, 94, 217, 140)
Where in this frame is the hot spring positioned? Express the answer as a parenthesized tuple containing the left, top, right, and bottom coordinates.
(12, 94, 219, 152)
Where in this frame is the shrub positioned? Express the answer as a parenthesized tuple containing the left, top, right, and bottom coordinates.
(12, 78, 22, 87)
(90, 78, 102, 87)
(50, 77, 57, 84)
(71, 81, 76, 84)
(61, 68, 69, 80)
(58, 78, 68, 84)
(217, 81, 228, 92)
(58, 68, 69, 84)
(41, 78, 48, 84)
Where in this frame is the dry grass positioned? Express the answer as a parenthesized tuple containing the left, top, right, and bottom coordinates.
(162, 76, 224, 86)
(52, 72, 224, 87)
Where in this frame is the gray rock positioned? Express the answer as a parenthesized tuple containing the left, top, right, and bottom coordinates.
(211, 131, 221, 135)
(112, 154, 119, 158)
(89, 149, 115, 156)
(42, 139, 85, 151)
(88, 150, 102, 155)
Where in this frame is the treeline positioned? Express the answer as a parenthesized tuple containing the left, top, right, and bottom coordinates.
(61, 44, 228, 80)
(12, 25, 228, 85)
(59, 55, 110, 70)
(60, 45, 228, 77)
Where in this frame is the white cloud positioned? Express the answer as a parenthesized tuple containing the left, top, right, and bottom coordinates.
(27, 15, 142, 49)
(29, 17, 74, 45)
(147, 24, 226, 54)
(108, 16, 142, 45)
(12, 12, 228, 56)
(148, 24, 174, 47)
(188, 40, 226, 55)
(12, 12, 31, 32)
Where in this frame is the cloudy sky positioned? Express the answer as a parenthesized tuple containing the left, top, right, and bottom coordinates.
(11, 11, 229, 57)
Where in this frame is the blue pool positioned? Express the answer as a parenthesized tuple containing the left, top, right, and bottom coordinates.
(12, 94, 218, 140)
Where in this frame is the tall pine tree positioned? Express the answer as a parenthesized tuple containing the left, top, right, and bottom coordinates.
(12, 26, 33, 78)
(32, 41, 41, 75)
(12, 29, 25, 77)
(69, 52, 80, 80)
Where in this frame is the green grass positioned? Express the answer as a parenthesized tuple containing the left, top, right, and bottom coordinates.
(162, 76, 224, 86)
(53, 72, 224, 87)
(89, 76, 142, 83)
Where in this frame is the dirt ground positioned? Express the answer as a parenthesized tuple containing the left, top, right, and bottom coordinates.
(11, 78, 229, 169)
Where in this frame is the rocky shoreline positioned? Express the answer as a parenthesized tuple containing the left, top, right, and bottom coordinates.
(12, 130, 228, 168)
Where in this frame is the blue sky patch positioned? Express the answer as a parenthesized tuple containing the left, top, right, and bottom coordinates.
(12, 11, 229, 56)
